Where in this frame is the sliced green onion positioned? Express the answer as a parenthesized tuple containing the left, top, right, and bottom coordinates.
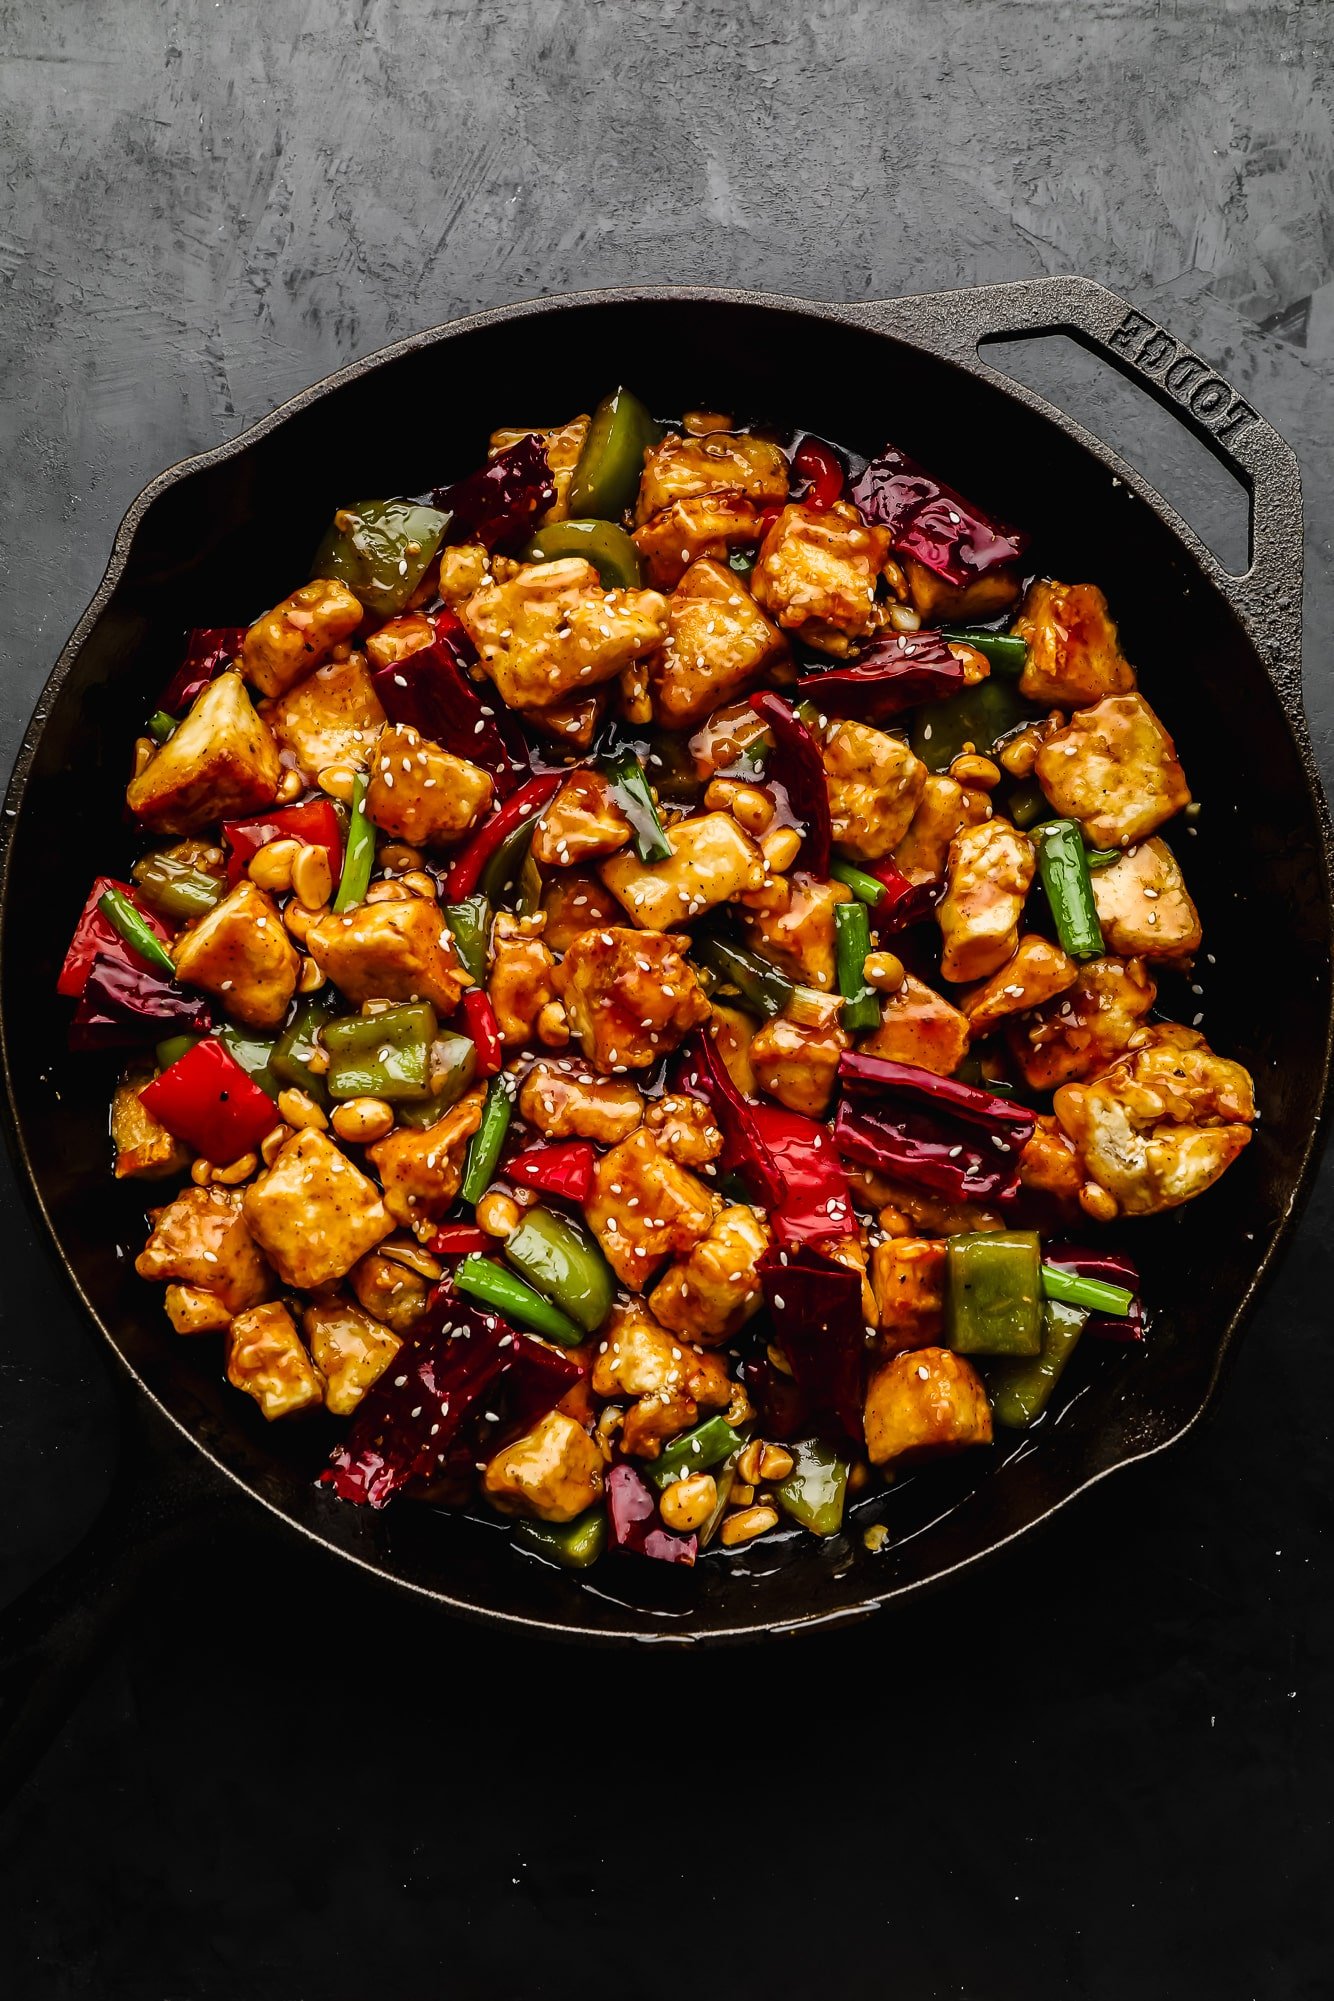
(146, 710, 178, 744)
(942, 629, 1028, 675)
(453, 1253, 585, 1346)
(97, 888, 177, 980)
(1034, 819, 1104, 960)
(1040, 1264, 1133, 1317)
(600, 747, 673, 862)
(460, 1076, 513, 1205)
(829, 857, 886, 906)
(834, 900, 879, 1033)
(1084, 847, 1121, 871)
(332, 770, 375, 912)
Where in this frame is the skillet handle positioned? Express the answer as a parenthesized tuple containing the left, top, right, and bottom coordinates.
(851, 276, 1303, 709)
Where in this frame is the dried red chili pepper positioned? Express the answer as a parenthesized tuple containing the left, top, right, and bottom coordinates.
(433, 433, 556, 552)
(834, 1052, 1036, 1206)
(748, 690, 832, 876)
(371, 610, 528, 796)
(443, 773, 563, 901)
(506, 1141, 597, 1206)
(159, 627, 246, 714)
(848, 443, 1028, 589)
(759, 1241, 867, 1442)
(791, 435, 845, 511)
(459, 989, 504, 1078)
(58, 876, 171, 998)
(797, 629, 965, 720)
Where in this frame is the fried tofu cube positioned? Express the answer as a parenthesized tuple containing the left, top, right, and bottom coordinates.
(347, 1249, 433, 1335)
(600, 813, 766, 930)
(586, 1126, 719, 1288)
(226, 1302, 326, 1419)
(242, 579, 364, 699)
(487, 913, 557, 1045)
(592, 1302, 733, 1404)
(959, 934, 1079, 1036)
(863, 1346, 993, 1467)
(751, 502, 892, 656)
(306, 898, 468, 1011)
(126, 671, 281, 835)
(635, 431, 789, 522)
(634, 491, 770, 590)
(937, 819, 1036, 983)
(1008, 955, 1157, 1091)
(750, 998, 848, 1116)
(859, 973, 970, 1075)
(824, 719, 927, 860)
(489, 414, 589, 523)
(1015, 578, 1135, 707)
(1036, 693, 1190, 849)
(483, 1408, 604, 1523)
(1018, 1116, 1084, 1207)
(365, 1087, 486, 1229)
(642, 1092, 723, 1167)
(743, 871, 848, 991)
(437, 543, 495, 609)
(164, 1285, 234, 1336)
(242, 1128, 393, 1288)
(893, 772, 992, 885)
(1090, 837, 1201, 964)
(263, 650, 386, 777)
(301, 1298, 401, 1417)
(171, 879, 300, 1029)
(526, 691, 606, 752)
(461, 557, 668, 711)
(871, 1238, 947, 1351)
(649, 558, 788, 727)
(518, 1060, 645, 1143)
(530, 769, 632, 867)
(556, 926, 710, 1071)
(540, 869, 625, 953)
(900, 555, 1020, 626)
(648, 1206, 770, 1345)
(364, 612, 435, 671)
(112, 1067, 191, 1179)
(365, 723, 494, 848)
(136, 1184, 272, 1312)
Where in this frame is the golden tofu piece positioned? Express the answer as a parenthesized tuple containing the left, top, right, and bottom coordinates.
(525, 691, 606, 751)
(164, 1285, 234, 1336)
(242, 1128, 393, 1288)
(1018, 1116, 1084, 1207)
(518, 1060, 645, 1143)
(171, 879, 300, 1030)
(365, 722, 494, 849)
(302, 1298, 401, 1417)
(136, 1185, 271, 1313)
(242, 579, 364, 699)
(893, 772, 991, 885)
(634, 490, 769, 591)
(586, 1126, 719, 1288)
(489, 414, 589, 523)
(859, 973, 970, 1076)
(437, 543, 494, 609)
(1036, 693, 1190, 849)
(461, 557, 668, 712)
(226, 1302, 326, 1419)
(1090, 837, 1201, 964)
(540, 869, 625, 953)
(937, 819, 1036, 983)
(592, 1302, 732, 1404)
(642, 1093, 723, 1167)
(863, 1346, 993, 1468)
(365, 1087, 485, 1229)
(483, 1408, 604, 1523)
(487, 913, 557, 1045)
(530, 769, 631, 867)
(126, 671, 281, 836)
(1015, 578, 1136, 708)
(650, 558, 788, 728)
(751, 502, 891, 656)
(364, 612, 434, 671)
(556, 926, 710, 1072)
(959, 934, 1079, 1036)
(306, 898, 468, 1011)
(601, 813, 766, 931)
(823, 719, 926, 860)
(871, 1238, 947, 1351)
(648, 1206, 770, 1346)
(348, 1249, 433, 1335)
(112, 1067, 191, 1180)
(263, 651, 386, 777)
(635, 431, 788, 523)
(1008, 955, 1156, 1092)
(750, 998, 848, 1116)
(743, 871, 848, 992)
(901, 555, 1020, 626)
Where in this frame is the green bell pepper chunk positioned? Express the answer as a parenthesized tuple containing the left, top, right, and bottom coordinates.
(478, 814, 540, 908)
(566, 386, 660, 521)
(694, 935, 794, 1019)
(521, 518, 644, 588)
(1034, 819, 1104, 960)
(1083, 846, 1120, 871)
(945, 1229, 1043, 1356)
(642, 731, 704, 806)
(644, 1415, 746, 1492)
(393, 1033, 479, 1128)
(131, 850, 226, 923)
(460, 1076, 513, 1204)
(775, 1438, 849, 1537)
(600, 747, 673, 862)
(453, 1252, 585, 1346)
(1001, 778, 1049, 830)
(441, 895, 491, 985)
(311, 498, 450, 618)
(216, 1023, 280, 1099)
(941, 629, 1028, 675)
(155, 1032, 203, 1070)
(271, 992, 338, 1108)
(515, 1508, 608, 1570)
(97, 887, 177, 981)
(986, 1298, 1088, 1428)
(332, 771, 375, 913)
(323, 1003, 438, 1102)
(517, 849, 544, 918)
(146, 709, 179, 744)
(834, 900, 880, 1034)
(504, 1207, 615, 1335)
(911, 676, 1030, 775)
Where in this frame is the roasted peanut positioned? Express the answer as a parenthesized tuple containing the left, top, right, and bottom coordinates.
(277, 1086, 327, 1131)
(476, 1189, 522, 1239)
(720, 1505, 779, 1547)
(290, 841, 333, 911)
(659, 1473, 718, 1533)
(331, 1097, 395, 1144)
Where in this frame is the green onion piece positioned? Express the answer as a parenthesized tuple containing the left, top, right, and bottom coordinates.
(1040, 1264, 1134, 1316)
(829, 857, 886, 906)
(515, 1509, 608, 1569)
(97, 888, 177, 980)
(694, 935, 793, 1018)
(834, 900, 880, 1033)
(941, 629, 1028, 675)
(332, 771, 375, 912)
(146, 710, 178, 744)
(441, 895, 491, 985)
(1084, 847, 1120, 871)
(643, 1415, 746, 1492)
(1035, 818, 1104, 960)
(460, 1076, 513, 1204)
(453, 1252, 585, 1346)
(600, 748, 673, 863)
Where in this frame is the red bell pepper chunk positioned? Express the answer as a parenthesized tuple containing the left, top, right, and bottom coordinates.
(159, 626, 246, 715)
(606, 1463, 697, 1566)
(138, 1037, 278, 1163)
(748, 1103, 854, 1244)
(443, 772, 563, 900)
(222, 798, 343, 887)
(428, 1223, 493, 1256)
(58, 877, 171, 998)
(459, 989, 503, 1078)
(506, 1141, 596, 1205)
(792, 436, 845, 512)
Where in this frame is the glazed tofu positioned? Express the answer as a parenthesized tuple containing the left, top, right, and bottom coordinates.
(461, 557, 668, 712)
(1090, 837, 1202, 964)
(750, 999, 848, 1116)
(530, 769, 632, 867)
(243, 579, 364, 699)
(937, 819, 1036, 983)
(483, 1408, 604, 1523)
(1018, 1117, 1084, 1207)
(136, 1185, 272, 1313)
(643, 1092, 724, 1168)
(126, 671, 281, 835)
(863, 1346, 993, 1468)
(525, 691, 605, 752)
(648, 1205, 770, 1346)
(585, 1125, 719, 1288)
(365, 1087, 486, 1229)
(635, 431, 789, 523)
(959, 934, 1079, 1037)
(348, 1249, 433, 1335)
(1008, 955, 1157, 1092)
(600, 812, 766, 930)
(900, 555, 1020, 626)
(437, 543, 494, 610)
(1014, 578, 1136, 707)
(306, 898, 468, 1011)
(111, 1067, 191, 1180)
(1054, 1026, 1255, 1217)
(824, 719, 927, 859)
(364, 612, 434, 672)
(556, 927, 710, 1072)
(242, 1128, 394, 1288)
(487, 913, 558, 1045)
(489, 413, 589, 522)
(365, 723, 494, 849)
(634, 491, 769, 590)
(871, 1238, 947, 1351)
(649, 558, 788, 728)
(539, 870, 625, 953)
(859, 973, 970, 1076)
(226, 1302, 326, 1420)
(750, 502, 892, 656)
(171, 879, 300, 1029)
(1035, 693, 1190, 849)
(164, 1286, 235, 1336)
(592, 1302, 732, 1404)
(743, 871, 848, 991)
(263, 650, 386, 778)
(518, 1060, 645, 1143)
(301, 1298, 401, 1417)
(892, 772, 992, 885)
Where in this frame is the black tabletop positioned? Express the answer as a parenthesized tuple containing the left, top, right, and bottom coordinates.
(3, 4, 1332, 1995)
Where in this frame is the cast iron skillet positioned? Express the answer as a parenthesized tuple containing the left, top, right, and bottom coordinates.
(1, 278, 1329, 1781)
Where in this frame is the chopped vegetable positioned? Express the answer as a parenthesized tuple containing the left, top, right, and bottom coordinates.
(606, 1462, 697, 1565)
(69, 955, 211, 1051)
(643, 1415, 746, 1492)
(1035, 819, 1105, 960)
(371, 611, 527, 795)
(910, 675, 1029, 774)
(58, 877, 172, 998)
(223, 798, 343, 888)
(567, 387, 660, 520)
(1043, 1245, 1146, 1341)
(848, 442, 1028, 588)
(694, 934, 797, 1020)
(521, 518, 644, 587)
(834, 900, 879, 1033)
(941, 629, 1028, 674)
(443, 772, 563, 902)
(504, 1206, 614, 1334)
(453, 1252, 586, 1346)
(146, 710, 178, 744)
(1040, 1263, 1134, 1318)
(759, 1242, 866, 1441)
(516, 1509, 608, 1569)
(270, 991, 336, 1107)
(441, 894, 492, 984)
(331, 772, 375, 912)
(749, 1103, 855, 1243)
(429, 1223, 492, 1256)
(131, 850, 226, 922)
(433, 432, 555, 550)
(323, 1003, 438, 1102)
(458, 988, 503, 1078)
(312, 497, 449, 617)
(678, 1027, 784, 1210)
(158, 626, 245, 714)
(600, 746, 673, 862)
(138, 1036, 277, 1160)
(749, 690, 832, 876)
(214, 1023, 280, 1099)
(829, 857, 889, 905)
(775, 1438, 849, 1536)
(791, 435, 845, 510)
(460, 1075, 513, 1204)
(945, 1230, 1043, 1355)
(986, 1299, 1088, 1429)
(834, 1052, 1036, 1206)
(506, 1141, 597, 1205)
(505, 1330, 587, 1432)
(797, 630, 965, 720)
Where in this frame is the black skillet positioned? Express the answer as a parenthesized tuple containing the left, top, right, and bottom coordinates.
(1, 278, 1329, 1786)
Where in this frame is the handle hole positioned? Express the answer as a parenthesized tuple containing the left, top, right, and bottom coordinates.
(980, 332, 1252, 576)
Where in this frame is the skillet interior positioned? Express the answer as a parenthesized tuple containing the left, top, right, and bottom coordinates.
(3, 294, 1328, 1641)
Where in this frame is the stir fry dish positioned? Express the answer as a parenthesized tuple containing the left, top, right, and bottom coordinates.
(64, 391, 1257, 1571)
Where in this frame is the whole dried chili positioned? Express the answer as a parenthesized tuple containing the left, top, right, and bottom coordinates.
(834, 1052, 1036, 1206)
(433, 432, 556, 552)
(759, 1241, 867, 1442)
(748, 690, 832, 876)
(371, 608, 529, 796)
(797, 629, 965, 720)
(848, 442, 1028, 589)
